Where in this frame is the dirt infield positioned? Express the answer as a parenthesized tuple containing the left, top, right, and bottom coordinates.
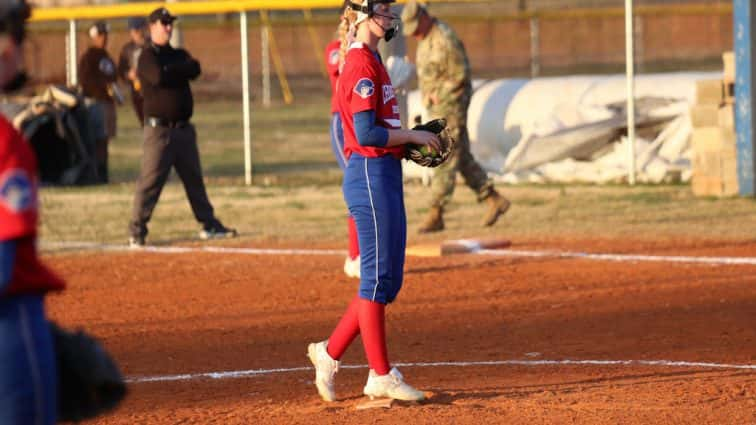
(44, 238, 755, 424)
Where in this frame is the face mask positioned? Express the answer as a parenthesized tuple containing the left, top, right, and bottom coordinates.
(383, 24, 397, 42)
(372, 13, 398, 42)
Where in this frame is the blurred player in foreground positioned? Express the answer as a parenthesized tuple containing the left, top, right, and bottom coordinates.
(326, 1, 361, 279)
(307, 0, 439, 403)
(0, 1, 65, 422)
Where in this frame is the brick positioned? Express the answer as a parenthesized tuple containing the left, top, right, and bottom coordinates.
(723, 51, 735, 83)
(690, 104, 719, 128)
(695, 79, 724, 105)
(691, 127, 736, 153)
(718, 104, 734, 129)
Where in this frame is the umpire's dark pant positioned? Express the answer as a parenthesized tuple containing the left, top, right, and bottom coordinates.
(129, 123, 216, 238)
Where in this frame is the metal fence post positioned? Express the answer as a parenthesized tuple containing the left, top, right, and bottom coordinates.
(261, 13, 271, 108)
(241, 10, 253, 185)
(67, 19, 77, 87)
(625, 0, 637, 185)
(734, 0, 756, 195)
(529, 15, 540, 78)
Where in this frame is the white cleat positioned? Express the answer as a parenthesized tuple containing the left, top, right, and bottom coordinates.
(307, 340, 340, 402)
(343, 256, 361, 279)
(363, 367, 425, 401)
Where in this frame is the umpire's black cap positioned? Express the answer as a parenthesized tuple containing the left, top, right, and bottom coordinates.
(148, 7, 177, 24)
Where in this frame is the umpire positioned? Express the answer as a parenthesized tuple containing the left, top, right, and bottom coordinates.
(128, 7, 236, 247)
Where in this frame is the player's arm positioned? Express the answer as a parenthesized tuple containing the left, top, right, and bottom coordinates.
(163, 49, 201, 81)
(0, 239, 16, 295)
(137, 47, 163, 86)
(353, 110, 439, 150)
(116, 45, 130, 81)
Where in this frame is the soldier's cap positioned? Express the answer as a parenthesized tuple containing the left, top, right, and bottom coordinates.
(148, 7, 177, 24)
(401, 1, 427, 36)
(127, 16, 147, 30)
(88, 20, 109, 37)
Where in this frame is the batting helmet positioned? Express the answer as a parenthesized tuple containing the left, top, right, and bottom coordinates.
(0, 0, 30, 92)
(348, 0, 396, 17)
(0, 0, 30, 44)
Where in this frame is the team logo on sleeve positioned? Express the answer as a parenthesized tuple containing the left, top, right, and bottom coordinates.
(382, 85, 395, 104)
(353, 78, 375, 99)
(328, 49, 339, 66)
(0, 169, 34, 213)
(99, 58, 115, 76)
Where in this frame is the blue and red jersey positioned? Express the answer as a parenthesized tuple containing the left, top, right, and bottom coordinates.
(325, 39, 341, 114)
(336, 42, 403, 159)
(0, 116, 65, 296)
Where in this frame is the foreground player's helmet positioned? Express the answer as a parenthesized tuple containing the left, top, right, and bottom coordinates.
(0, 0, 31, 92)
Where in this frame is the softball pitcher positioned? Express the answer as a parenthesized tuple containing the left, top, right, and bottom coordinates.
(308, 0, 440, 402)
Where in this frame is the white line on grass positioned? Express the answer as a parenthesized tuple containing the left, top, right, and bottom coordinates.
(126, 358, 756, 384)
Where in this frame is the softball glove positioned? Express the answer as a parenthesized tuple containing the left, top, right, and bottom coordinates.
(405, 118, 456, 168)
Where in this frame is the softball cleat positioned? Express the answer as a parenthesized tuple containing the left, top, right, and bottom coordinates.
(343, 256, 361, 279)
(307, 340, 340, 402)
(363, 367, 425, 401)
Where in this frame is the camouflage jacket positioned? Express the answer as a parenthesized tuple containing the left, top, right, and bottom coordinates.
(415, 19, 472, 123)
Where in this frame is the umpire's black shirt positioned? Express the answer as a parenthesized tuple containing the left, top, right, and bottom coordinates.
(138, 41, 201, 122)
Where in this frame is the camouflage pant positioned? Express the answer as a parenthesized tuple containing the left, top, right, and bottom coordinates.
(429, 121, 494, 208)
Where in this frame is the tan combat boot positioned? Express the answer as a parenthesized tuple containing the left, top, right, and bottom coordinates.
(418, 206, 444, 233)
(482, 191, 511, 227)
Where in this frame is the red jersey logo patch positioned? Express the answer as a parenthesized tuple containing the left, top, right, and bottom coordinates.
(0, 169, 34, 213)
(353, 78, 375, 99)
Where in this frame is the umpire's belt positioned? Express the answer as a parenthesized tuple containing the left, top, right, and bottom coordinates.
(146, 117, 190, 128)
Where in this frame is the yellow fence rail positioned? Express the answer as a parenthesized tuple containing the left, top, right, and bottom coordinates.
(31, 1, 732, 22)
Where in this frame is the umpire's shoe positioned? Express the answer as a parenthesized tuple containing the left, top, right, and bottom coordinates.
(363, 367, 425, 401)
(307, 340, 340, 402)
(128, 235, 145, 248)
(199, 222, 238, 240)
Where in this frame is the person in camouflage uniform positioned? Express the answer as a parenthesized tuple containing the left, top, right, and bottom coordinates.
(401, 1, 510, 233)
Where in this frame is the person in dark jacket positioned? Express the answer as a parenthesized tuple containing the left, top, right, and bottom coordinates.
(128, 7, 236, 247)
(79, 20, 119, 183)
(117, 17, 148, 125)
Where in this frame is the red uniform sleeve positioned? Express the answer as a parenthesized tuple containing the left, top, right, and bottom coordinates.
(346, 64, 380, 116)
(0, 117, 38, 242)
(325, 40, 341, 82)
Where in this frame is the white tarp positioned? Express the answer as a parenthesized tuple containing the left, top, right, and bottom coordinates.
(404, 72, 720, 184)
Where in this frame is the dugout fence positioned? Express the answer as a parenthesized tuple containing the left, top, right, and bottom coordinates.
(26, 1, 734, 186)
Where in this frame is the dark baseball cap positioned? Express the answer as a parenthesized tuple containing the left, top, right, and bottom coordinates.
(148, 7, 177, 24)
(127, 16, 147, 30)
(89, 20, 109, 36)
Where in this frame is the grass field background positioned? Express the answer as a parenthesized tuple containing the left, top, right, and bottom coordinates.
(39, 95, 756, 248)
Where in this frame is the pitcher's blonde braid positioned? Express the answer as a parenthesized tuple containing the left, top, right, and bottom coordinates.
(338, 5, 358, 71)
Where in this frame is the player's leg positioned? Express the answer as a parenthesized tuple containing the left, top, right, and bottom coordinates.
(331, 112, 361, 277)
(355, 157, 424, 401)
(0, 295, 57, 425)
(418, 122, 461, 233)
(455, 125, 511, 226)
(128, 125, 176, 244)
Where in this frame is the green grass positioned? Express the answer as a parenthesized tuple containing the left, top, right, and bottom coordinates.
(38, 96, 756, 250)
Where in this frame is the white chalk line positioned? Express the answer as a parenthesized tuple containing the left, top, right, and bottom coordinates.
(478, 249, 756, 265)
(41, 241, 345, 256)
(42, 240, 756, 266)
(126, 358, 756, 384)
